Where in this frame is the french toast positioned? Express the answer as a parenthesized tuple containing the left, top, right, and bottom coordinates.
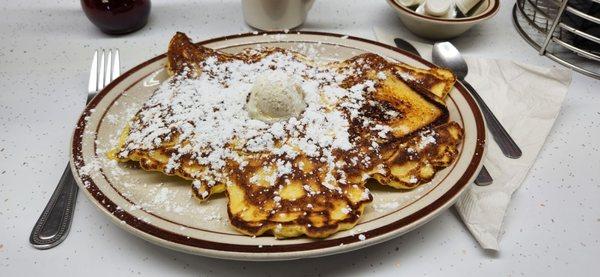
(108, 32, 463, 238)
(393, 63, 456, 100)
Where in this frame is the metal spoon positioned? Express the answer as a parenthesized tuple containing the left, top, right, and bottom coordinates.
(432, 42, 522, 159)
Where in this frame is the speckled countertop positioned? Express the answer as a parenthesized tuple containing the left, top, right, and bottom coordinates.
(0, 0, 599, 276)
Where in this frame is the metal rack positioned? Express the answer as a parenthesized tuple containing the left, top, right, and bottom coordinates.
(513, 0, 600, 79)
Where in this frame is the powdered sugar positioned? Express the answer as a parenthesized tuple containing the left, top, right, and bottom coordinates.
(397, 70, 417, 82)
(117, 48, 400, 191)
(373, 201, 400, 212)
(78, 158, 101, 177)
(417, 129, 437, 150)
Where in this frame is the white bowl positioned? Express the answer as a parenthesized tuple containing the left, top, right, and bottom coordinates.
(386, 0, 500, 40)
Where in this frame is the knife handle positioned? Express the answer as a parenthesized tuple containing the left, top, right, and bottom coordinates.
(461, 80, 522, 159)
(474, 165, 493, 186)
(30, 164, 79, 249)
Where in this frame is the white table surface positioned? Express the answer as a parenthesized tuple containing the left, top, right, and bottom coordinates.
(1, 0, 599, 276)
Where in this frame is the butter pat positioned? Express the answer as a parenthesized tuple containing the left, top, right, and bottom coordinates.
(455, 0, 481, 15)
(415, 0, 457, 18)
(424, 0, 451, 16)
(246, 71, 306, 123)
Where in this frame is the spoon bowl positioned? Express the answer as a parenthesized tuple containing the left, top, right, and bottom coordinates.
(432, 42, 468, 79)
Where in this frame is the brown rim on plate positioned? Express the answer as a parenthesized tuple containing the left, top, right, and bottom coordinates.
(386, 0, 500, 23)
(70, 31, 486, 259)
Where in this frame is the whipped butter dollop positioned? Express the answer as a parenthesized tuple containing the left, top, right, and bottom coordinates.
(246, 71, 306, 123)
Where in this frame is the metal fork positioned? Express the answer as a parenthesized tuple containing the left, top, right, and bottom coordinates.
(30, 49, 120, 249)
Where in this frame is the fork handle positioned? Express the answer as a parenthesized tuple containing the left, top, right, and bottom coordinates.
(30, 164, 79, 249)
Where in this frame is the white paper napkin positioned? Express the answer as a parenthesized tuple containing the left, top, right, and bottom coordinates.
(374, 27, 572, 250)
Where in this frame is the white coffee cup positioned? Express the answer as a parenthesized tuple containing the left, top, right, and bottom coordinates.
(242, 0, 315, 31)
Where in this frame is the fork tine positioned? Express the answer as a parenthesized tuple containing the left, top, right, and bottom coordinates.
(98, 49, 105, 90)
(105, 49, 112, 86)
(88, 50, 98, 93)
(112, 49, 120, 80)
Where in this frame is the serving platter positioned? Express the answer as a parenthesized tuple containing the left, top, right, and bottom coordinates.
(70, 31, 485, 261)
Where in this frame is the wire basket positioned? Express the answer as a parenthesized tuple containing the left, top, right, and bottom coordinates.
(513, 0, 600, 79)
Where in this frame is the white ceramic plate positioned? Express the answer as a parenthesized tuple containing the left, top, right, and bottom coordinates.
(70, 31, 485, 261)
